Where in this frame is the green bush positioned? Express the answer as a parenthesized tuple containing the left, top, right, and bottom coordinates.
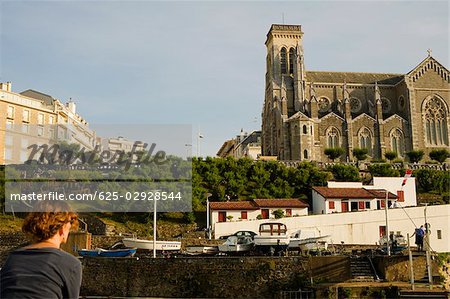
(352, 148, 368, 161)
(272, 209, 285, 219)
(429, 148, 450, 164)
(384, 151, 398, 161)
(328, 164, 360, 182)
(406, 150, 424, 163)
(324, 148, 345, 162)
(368, 163, 400, 177)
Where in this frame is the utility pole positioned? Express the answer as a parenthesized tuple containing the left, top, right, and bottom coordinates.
(407, 233, 415, 290)
(424, 204, 433, 289)
(384, 190, 390, 256)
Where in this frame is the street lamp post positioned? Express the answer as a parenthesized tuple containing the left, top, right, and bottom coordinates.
(206, 193, 212, 239)
(185, 143, 192, 159)
(153, 195, 157, 258)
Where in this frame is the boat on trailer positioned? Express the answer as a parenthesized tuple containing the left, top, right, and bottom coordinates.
(123, 238, 181, 251)
(218, 235, 254, 254)
(253, 222, 290, 254)
(184, 246, 219, 256)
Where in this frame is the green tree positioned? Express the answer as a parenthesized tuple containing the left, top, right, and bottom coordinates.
(384, 151, 398, 162)
(324, 148, 345, 162)
(429, 149, 450, 164)
(272, 209, 285, 219)
(328, 164, 360, 182)
(352, 148, 368, 161)
(415, 169, 450, 194)
(368, 163, 400, 177)
(406, 150, 424, 163)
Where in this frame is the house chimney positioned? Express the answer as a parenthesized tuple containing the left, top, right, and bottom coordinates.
(0, 82, 11, 92)
(66, 98, 76, 114)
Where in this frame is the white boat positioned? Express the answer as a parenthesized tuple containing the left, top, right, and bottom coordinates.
(253, 223, 290, 254)
(218, 236, 254, 254)
(122, 238, 181, 251)
(289, 230, 330, 251)
(184, 246, 219, 256)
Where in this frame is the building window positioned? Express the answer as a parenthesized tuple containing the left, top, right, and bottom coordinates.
(286, 209, 292, 216)
(303, 149, 308, 159)
(6, 120, 13, 129)
(5, 148, 13, 160)
(38, 113, 44, 125)
(329, 201, 335, 209)
(289, 48, 295, 75)
(359, 127, 373, 155)
(397, 190, 404, 202)
(327, 127, 340, 148)
(7, 106, 14, 119)
(261, 209, 270, 219)
(390, 128, 405, 156)
(358, 201, 365, 210)
(5, 136, 13, 146)
(437, 230, 442, 240)
(303, 125, 308, 134)
(21, 123, 29, 134)
(22, 110, 30, 122)
(218, 212, 226, 223)
(240, 211, 247, 220)
(49, 116, 55, 124)
(423, 96, 449, 146)
(37, 126, 44, 136)
(280, 47, 287, 74)
(365, 202, 371, 209)
(379, 225, 386, 238)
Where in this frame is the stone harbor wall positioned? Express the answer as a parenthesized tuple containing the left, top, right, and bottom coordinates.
(80, 256, 312, 298)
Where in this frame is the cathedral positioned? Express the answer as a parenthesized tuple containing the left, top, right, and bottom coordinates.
(261, 24, 450, 162)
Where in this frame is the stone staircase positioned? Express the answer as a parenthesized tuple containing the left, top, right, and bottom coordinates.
(349, 256, 377, 282)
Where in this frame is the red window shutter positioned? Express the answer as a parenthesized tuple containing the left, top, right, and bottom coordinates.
(286, 209, 292, 216)
(397, 190, 404, 202)
(329, 201, 335, 209)
(358, 201, 365, 210)
(341, 202, 348, 212)
(380, 200, 385, 208)
(241, 211, 247, 219)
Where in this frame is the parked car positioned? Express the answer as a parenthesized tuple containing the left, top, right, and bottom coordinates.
(219, 230, 258, 240)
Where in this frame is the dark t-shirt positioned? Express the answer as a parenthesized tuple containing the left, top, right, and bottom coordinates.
(0, 247, 82, 299)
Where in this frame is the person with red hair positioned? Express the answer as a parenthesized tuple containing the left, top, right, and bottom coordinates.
(1, 202, 82, 298)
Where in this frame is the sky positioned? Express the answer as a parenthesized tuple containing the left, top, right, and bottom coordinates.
(1, 1, 448, 157)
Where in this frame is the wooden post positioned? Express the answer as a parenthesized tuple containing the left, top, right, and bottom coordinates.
(407, 233, 414, 290)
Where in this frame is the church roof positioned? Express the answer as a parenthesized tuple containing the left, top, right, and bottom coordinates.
(306, 71, 404, 85)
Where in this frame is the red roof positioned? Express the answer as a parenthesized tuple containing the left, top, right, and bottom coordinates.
(313, 187, 397, 200)
(253, 199, 309, 208)
(210, 201, 258, 210)
(209, 198, 309, 210)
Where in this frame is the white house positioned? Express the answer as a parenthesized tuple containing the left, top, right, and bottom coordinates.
(213, 204, 450, 252)
(209, 198, 309, 225)
(312, 186, 397, 214)
(312, 177, 417, 215)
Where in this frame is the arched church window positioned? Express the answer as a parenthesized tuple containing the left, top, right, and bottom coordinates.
(303, 125, 308, 134)
(289, 48, 295, 75)
(359, 127, 373, 155)
(304, 149, 308, 159)
(423, 96, 449, 146)
(390, 128, 404, 156)
(280, 48, 287, 74)
(327, 127, 340, 148)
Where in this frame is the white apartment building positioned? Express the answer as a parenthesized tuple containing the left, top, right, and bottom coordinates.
(312, 177, 417, 214)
